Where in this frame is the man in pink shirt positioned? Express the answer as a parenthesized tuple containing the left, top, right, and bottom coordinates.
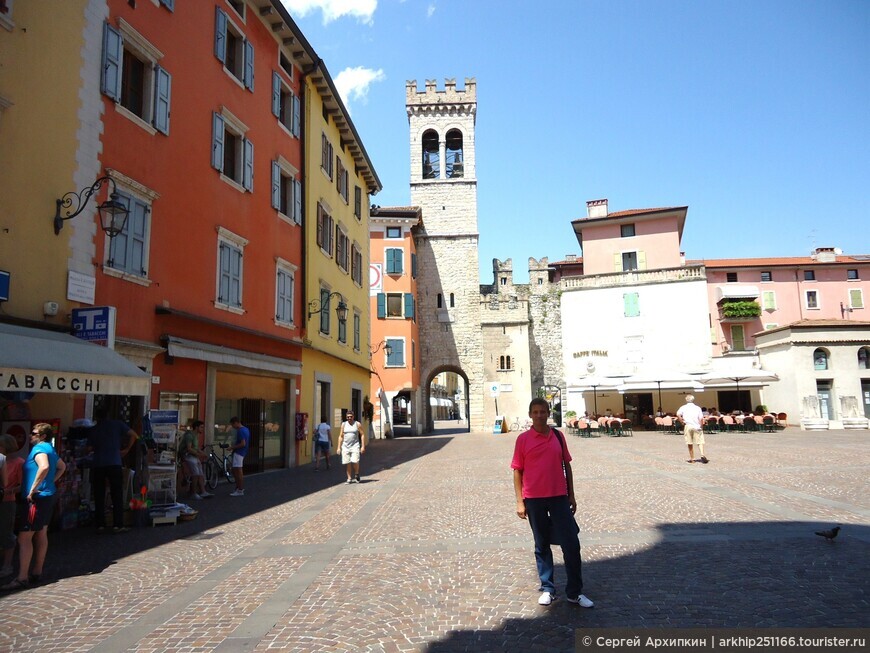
(511, 397, 594, 608)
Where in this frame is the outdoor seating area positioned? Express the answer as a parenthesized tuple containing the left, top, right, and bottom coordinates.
(565, 416, 633, 437)
(564, 410, 787, 437)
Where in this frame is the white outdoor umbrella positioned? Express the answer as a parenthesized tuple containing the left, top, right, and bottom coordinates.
(615, 369, 705, 411)
(569, 375, 623, 416)
(698, 369, 779, 412)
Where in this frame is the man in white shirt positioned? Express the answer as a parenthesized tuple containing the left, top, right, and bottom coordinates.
(676, 394, 708, 464)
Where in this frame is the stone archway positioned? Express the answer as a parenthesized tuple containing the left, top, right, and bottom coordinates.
(424, 365, 470, 434)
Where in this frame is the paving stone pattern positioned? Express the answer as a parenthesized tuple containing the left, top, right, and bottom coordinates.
(1, 427, 868, 652)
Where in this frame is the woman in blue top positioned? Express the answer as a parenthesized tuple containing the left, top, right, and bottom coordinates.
(1, 423, 66, 591)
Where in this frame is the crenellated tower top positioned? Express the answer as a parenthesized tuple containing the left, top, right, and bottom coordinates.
(406, 78, 477, 117)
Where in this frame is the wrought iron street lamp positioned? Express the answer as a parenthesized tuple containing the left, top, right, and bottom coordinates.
(370, 340, 393, 357)
(307, 291, 348, 321)
(53, 175, 130, 238)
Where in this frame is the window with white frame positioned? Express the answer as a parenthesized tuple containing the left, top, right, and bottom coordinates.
(271, 158, 302, 223)
(212, 110, 253, 191)
(279, 52, 293, 79)
(351, 244, 363, 286)
(271, 72, 300, 136)
(813, 348, 829, 370)
(760, 270, 772, 282)
(386, 293, 403, 318)
(385, 248, 403, 274)
(353, 312, 361, 351)
(107, 189, 151, 278)
(762, 290, 777, 310)
(805, 290, 819, 309)
(376, 293, 414, 320)
(335, 224, 349, 272)
(216, 228, 247, 310)
(101, 21, 171, 135)
(850, 288, 864, 309)
(226, 0, 244, 18)
(385, 338, 405, 367)
(321, 133, 334, 179)
(385, 226, 401, 239)
(275, 259, 296, 326)
(316, 203, 334, 255)
(622, 251, 638, 271)
(214, 7, 254, 90)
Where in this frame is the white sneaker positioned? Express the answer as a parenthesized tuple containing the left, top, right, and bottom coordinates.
(201, 491, 214, 498)
(230, 489, 245, 497)
(538, 591, 556, 606)
(567, 594, 594, 608)
(190, 493, 203, 500)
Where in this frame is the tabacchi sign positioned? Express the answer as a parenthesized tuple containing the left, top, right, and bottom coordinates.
(0, 370, 103, 394)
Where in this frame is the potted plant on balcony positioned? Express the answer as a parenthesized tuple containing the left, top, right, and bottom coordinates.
(721, 300, 762, 319)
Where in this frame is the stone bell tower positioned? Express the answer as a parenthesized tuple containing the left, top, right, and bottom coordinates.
(406, 78, 485, 432)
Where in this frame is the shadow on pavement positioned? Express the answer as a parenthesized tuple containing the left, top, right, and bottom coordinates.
(424, 521, 870, 652)
(43, 433, 454, 583)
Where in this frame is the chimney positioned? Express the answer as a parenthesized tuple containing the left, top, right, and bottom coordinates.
(587, 199, 608, 218)
(566, 254, 576, 262)
(813, 247, 837, 263)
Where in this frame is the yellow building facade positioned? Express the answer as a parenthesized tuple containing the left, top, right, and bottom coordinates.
(299, 63, 381, 457)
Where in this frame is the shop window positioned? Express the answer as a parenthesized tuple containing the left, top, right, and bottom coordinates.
(159, 392, 198, 428)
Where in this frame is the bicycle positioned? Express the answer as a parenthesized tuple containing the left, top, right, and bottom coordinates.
(509, 417, 532, 432)
(204, 442, 233, 490)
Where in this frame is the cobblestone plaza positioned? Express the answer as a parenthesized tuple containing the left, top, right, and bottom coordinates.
(1, 427, 867, 652)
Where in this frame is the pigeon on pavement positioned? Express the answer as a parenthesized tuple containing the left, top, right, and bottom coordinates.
(814, 526, 841, 541)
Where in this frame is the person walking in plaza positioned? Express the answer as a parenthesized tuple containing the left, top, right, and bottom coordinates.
(677, 394, 708, 464)
(314, 418, 331, 471)
(511, 397, 594, 608)
(179, 421, 212, 499)
(337, 411, 364, 484)
(1, 423, 66, 591)
(0, 434, 23, 579)
(88, 406, 138, 532)
(228, 417, 249, 496)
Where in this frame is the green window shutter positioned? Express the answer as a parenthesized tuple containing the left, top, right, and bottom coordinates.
(377, 293, 386, 318)
(613, 253, 622, 272)
(404, 293, 415, 319)
(850, 289, 864, 309)
(411, 253, 417, 279)
(624, 292, 639, 317)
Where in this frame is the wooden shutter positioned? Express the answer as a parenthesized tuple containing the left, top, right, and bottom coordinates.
(294, 179, 302, 224)
(404, 293, 415, 319)
(292, 93, 301, 137)
(271, 162, 281, 210)
(242, 138, 254, 191)
(214, 7, 227, 63)
(243, 40, 254, 90)
(411, 253, 417, 279)
(211, 113, 224, 170)
(271, 72, 281, 117)
(613, 253, 622, 272)
(850, 289, 864, 309)
(153, 66, 171, 134)
(377, 293, 386, 318)
(101, 23, 122, 101)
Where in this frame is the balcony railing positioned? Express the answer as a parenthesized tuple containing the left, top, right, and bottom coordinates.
(561, 265, 706, 290)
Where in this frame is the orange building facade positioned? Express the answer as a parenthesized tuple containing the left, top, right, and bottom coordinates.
(369, 208, 422, 436)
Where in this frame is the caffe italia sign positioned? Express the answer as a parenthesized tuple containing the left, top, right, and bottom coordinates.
(2, 368, 109, 394)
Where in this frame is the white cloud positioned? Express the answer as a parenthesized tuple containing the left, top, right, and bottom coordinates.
(427, 3, 436, 19)
(334, 66, 386, 113)
(280, 0, 377, 25)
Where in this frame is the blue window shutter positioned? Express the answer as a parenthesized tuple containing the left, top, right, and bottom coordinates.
(243, 138, 254, 191)
(130, 200, 148, 275)
(377, 293, 386, 318)
(292, 93, 301, 137)
(230, 247, 242, 306)
(271, 161, 281, 210)
(411, 253, 417, 279)
(211, 113, 224, 171)
(404, 293, 414, 319)
(159, 0, 174, 10)
(101, 23, 122, 101)
(244, 40, 254, 90)
(153, 66, 171, 134)
(218, 244, 230, 303)
(214, 7, 227, 63)
(271, 72, 281, 118)
(293, 179, 302, 224)
(624, 292, 639, 317)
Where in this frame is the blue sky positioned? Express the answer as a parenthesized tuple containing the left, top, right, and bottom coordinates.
(282, 0, 870, 282)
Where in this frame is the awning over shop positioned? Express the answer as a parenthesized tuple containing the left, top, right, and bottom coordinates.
(165, 336, 302, 376)
(0, 322, 150, 396)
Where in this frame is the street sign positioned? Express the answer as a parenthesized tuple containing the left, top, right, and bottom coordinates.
(369, 263, 382, 295)
(488, 382, 500, 397)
